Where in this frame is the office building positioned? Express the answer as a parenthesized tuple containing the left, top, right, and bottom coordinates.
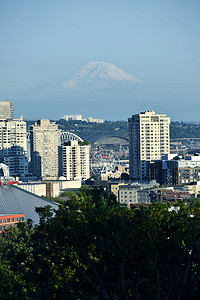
(148, 154, 200, 186)
(148, 159, 178, 186)
(0, 100, 13, 120)
(128, 111, 170, 181)
(30, 119, 60, 180)
(0, 116, 28, 177)
(61, 140, 90, 181)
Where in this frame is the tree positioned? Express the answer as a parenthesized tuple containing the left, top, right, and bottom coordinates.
(1, 189, 200, 299)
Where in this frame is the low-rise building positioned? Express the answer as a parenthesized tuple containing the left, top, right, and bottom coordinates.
(18, 178, 81, 198)
(107, 182, 127, 201)
(155, 188, 193, 202)
(118, 181, 159, 206)
(0, 213, 25, 234)
(0, 184, 58, 225)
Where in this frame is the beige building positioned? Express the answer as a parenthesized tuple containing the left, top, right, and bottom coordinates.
(107, 182, 127, 201)
(62, 140, 90, 181)
(18, 178, 81, 198)
(129, 111, 170, 181)
(30, 119, 60, 180)
(0, 116, 28, 177)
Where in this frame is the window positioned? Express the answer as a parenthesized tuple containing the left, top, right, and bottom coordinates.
(7, 219, 10, 223)
(11, 218, 14, 222)
(3, 219, 6, 223)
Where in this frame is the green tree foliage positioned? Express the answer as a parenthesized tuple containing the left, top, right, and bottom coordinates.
(170, 121, 200, 139)
(1, 189, 200, 299)
(78, 140, 90, 146)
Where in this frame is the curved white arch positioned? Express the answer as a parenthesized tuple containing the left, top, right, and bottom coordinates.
(0, 163, 9, 177)
(60, 131, 84, 143)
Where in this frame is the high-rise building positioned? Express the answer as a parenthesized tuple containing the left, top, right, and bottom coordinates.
(0, 100, 13, 120)
(30, 119, 61, 180)
(128, 111, 170, 181)
(61, 140, 90, 181)
(0, 116, 28, 177)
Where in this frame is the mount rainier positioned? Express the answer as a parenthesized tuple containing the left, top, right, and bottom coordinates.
(63, 61, 142, 88)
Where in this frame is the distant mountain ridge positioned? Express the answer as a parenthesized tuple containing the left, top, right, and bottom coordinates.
(63, 61, 143, 88)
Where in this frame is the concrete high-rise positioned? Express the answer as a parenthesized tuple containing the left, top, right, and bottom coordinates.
(128, 111, 170, 181)
(0, 116, 28, 177)
(0, 100, 13, 120)
(61, 140, 90, 181)
(30, 120, 61, 180)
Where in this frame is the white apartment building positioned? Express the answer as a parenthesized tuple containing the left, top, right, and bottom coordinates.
(62, 114, 82, 121)
(0, 116, 28, 177)
(61, 114, 104, 123)
(129, 111, 170, 181)
(62, 140, 90, 181)
(0, 100, 13, 120)
(30, 119, 60, 180)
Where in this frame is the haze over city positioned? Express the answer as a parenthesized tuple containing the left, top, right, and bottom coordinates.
(0, 0, 199, 121)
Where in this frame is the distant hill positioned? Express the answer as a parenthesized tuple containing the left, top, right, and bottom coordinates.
(56, 119, 129, 143)
(25, 119, 200, 142)
(170, 122, 200, 139)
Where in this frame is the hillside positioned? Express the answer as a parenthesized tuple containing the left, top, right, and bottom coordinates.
(25, 119, 200, 142)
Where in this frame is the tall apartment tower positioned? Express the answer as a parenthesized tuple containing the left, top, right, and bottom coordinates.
(61, 140, 90, 181)
(0, 116, 28, 177)
(128, 111, 170, 181)
(30, 119, 61, 180)
(0, 100, 13, 120)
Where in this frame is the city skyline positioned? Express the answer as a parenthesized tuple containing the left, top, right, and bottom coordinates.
(0, 0, 199, 121)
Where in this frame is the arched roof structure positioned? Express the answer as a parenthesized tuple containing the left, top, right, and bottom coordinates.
(60, 131, 84, 143)
(94, 136, 129, 146)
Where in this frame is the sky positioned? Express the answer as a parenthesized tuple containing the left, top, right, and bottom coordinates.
(0, 0, 199, 121)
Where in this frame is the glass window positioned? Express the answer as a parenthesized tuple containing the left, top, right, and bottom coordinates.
(3, 219, 6, 223)
(0, 219, 2, 223)
(11, 218, 14, 222)
(7, 219, 10, 223)
(0, 226, 2, 231)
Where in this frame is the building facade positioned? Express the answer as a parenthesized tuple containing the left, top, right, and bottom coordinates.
(0, 100, 13, 120)
(30, 119, 60, 180)
(149, 155, 200, 186)
(129, 111, 170, 181)
(118, 181, 158, 206)
(0, 213, 25, 234)
(61, 140, 90, 181)
(0, 116, 28, 177)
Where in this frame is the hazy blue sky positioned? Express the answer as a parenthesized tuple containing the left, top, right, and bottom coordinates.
(0, 0, 199, 121)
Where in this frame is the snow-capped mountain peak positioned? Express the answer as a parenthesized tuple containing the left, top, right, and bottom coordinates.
(63, 61, 142, 88)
